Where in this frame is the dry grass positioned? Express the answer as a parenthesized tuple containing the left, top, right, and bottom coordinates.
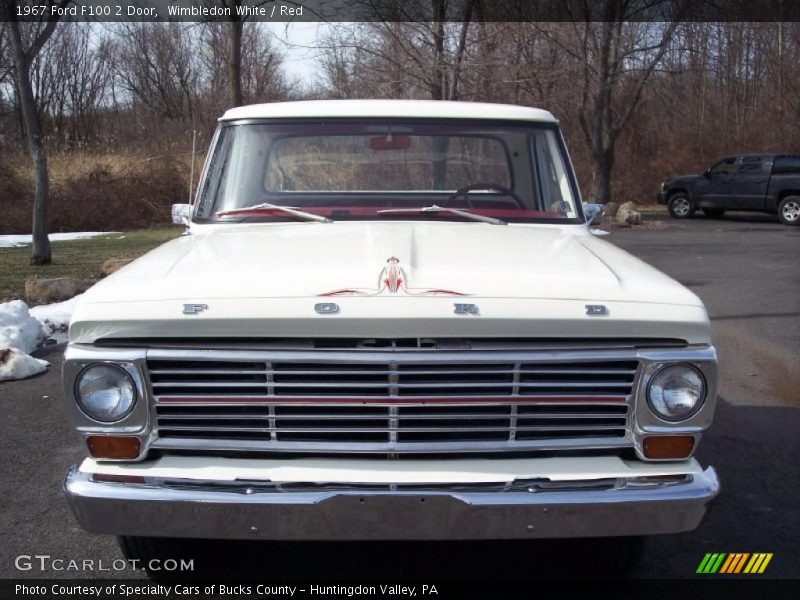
(0, 150, 198, 234)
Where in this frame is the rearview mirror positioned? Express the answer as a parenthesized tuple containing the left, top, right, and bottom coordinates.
(172, 203, 192, 226)
(370, 135, 411, 151)
(583, 203, 604, 225)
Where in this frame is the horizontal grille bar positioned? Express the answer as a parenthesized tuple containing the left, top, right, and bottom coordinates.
(155, 395, 629, 405)
(155, 412, 625, 421)
(149, 381, 634, 389)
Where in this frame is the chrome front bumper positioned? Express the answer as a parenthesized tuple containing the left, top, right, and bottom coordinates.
(65, 460, 720, 541)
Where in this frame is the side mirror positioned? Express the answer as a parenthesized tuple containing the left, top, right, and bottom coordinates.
(172, 203, 192, 226)
(704, 169, 712, 178)
(583, 203, 604, 225)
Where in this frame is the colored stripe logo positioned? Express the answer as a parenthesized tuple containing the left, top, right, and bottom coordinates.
(697, 553, 773, 574)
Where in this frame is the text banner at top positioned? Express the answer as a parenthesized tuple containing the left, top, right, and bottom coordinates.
(6, 0, 800, 23)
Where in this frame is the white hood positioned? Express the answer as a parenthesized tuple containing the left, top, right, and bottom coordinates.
(71, 222, 710, 344)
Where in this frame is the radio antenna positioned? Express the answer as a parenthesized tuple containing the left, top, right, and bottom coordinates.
(188, 129, 197, 204)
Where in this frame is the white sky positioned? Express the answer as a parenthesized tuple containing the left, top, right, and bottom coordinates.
(264, 22, 330, 89)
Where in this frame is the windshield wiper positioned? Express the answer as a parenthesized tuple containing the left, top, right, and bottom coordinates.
(215, 203, 332, 223)
(376, 205, 506, 225)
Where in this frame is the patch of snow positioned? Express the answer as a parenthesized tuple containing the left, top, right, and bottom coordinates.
(0, 348, 48, 382)
(0, 300, 45, 354)
(0, 300, 49, 382)
(590, 229, 610, 236)
(0, 231, 120, 248)
(30, 294, 81, 339)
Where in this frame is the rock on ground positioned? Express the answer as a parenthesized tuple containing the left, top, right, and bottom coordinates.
(25, 277, 90, 304)
(618, 201, 639, 212)
(616, 208, 643, 225)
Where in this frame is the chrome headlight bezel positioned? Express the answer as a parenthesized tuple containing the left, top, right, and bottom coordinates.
(646, 363, 707, 423)
(74, 363, 138, 424)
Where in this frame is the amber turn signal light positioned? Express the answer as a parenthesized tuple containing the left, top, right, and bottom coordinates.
(86, 435, 141, 460)
(643, 435, 695, 460)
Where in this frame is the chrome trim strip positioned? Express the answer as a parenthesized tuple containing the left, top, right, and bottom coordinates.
(150, 380, 635, 390)
(154, 412, 624, 421)
(143, 347, 651, 363)
(154, 395, 629, 405)
(149, 436, 633, 454)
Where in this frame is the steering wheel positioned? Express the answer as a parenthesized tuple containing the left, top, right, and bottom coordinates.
(444, 182, 525, 209)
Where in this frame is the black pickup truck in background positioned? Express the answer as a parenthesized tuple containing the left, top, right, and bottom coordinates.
(657, 154, 800, 225)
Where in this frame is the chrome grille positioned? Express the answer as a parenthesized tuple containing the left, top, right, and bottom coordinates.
(147, 355, 638, 454)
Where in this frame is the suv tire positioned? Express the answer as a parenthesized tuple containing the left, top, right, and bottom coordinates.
(668, 193, 694, 219)
(778, 195, 800, 225)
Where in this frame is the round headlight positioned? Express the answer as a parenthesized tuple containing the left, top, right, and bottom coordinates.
(647, 364, 706, 421)
(76, 364, 136, 423)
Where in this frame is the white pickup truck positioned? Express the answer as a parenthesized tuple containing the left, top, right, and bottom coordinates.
(63, 100, 719, 565)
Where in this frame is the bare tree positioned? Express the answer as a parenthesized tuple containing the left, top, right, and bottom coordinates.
(115, 23, 198, 122)
(2, 0, 68, 264)
(318, 2, 475, 101)
(198, 22, 288, 112)
(25, 24, 112, 146)
(202, 0, 279, 108)
(0, 23, 14, 117)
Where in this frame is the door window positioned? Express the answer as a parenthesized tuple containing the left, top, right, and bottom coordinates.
(772, 156, 800, 174)
(737, 156, 770, 174)
(709, 157, 737, 175)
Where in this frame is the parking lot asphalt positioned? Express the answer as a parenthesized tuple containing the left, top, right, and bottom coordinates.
(0, 212, 798, 581)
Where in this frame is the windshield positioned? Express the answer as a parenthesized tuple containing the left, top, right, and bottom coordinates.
(195, 120, 583, 223)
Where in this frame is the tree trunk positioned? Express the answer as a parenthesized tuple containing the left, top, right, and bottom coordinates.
(7, 21, 52, 265)
(589, 145, 614, 205)
(228, 4, 244, 107)
(589, 17, 617, 205)
(429, 0, 446, 100)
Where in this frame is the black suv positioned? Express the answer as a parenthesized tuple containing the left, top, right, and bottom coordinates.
(657, 154, 800, 225)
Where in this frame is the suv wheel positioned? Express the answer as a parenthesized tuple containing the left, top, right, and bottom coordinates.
(702, 207, 725, 218)
(668, 193, 694, 219)
(778, 196, 800, 225)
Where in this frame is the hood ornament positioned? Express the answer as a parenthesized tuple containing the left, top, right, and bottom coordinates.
(380, 257, 406, 293)
(318, 257, 471, 298)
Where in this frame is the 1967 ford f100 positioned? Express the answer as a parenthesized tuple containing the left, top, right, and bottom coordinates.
(63, 100, 719, 564)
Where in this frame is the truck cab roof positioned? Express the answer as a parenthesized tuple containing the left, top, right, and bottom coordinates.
(220, 99, 558, 124)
